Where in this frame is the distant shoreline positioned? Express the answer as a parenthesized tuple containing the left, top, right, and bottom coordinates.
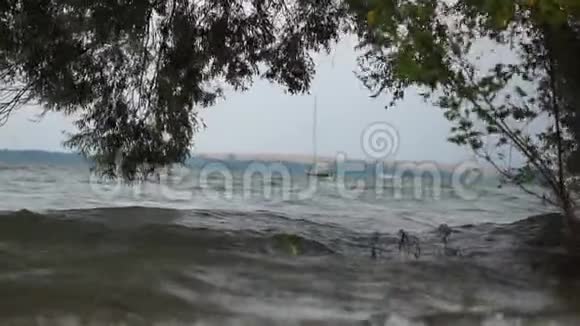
(0, 149, 492, 174)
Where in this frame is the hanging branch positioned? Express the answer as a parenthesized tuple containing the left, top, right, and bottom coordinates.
(142, 0, 178, 123)
(448, 63, 562, 196)
(0, 83, 33, 126)
(136, 6, 154, 114)
(475, 148, 558, 206)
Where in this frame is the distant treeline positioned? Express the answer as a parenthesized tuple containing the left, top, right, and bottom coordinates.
(0, 150, 309, 173)
(0, 150, 86, 165)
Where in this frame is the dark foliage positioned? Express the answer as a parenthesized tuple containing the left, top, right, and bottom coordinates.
(0, 0, 347, 180)
(347, 0, 580, 218)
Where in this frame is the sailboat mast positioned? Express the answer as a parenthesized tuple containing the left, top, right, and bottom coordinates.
(508, 142, 513, 172)
(313, 95, 318, 162)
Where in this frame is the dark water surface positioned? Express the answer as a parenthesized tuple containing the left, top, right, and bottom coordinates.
(0, 165, 579, 325)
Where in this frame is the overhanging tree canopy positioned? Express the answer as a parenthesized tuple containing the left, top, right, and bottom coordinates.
(1, 1, 579, 219)
(348, 0, 580, 222)
(0, 0, 347, 179)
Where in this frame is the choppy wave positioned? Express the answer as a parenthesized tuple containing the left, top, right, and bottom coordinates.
(1, 207, 580, 325)
(0, 208, 340, 256)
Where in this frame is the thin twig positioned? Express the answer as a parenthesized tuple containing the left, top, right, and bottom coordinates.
(476, 150, 558, 206)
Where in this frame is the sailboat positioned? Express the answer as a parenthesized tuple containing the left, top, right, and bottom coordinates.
(306, 96, 333, 178)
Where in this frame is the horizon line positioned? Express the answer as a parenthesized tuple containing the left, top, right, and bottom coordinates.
(0, 148, 487, 169)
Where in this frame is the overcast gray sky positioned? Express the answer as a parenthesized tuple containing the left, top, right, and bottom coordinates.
(0, 38, 474, 164)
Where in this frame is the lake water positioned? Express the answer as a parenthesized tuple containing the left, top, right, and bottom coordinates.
(1, 162, 579, 325)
